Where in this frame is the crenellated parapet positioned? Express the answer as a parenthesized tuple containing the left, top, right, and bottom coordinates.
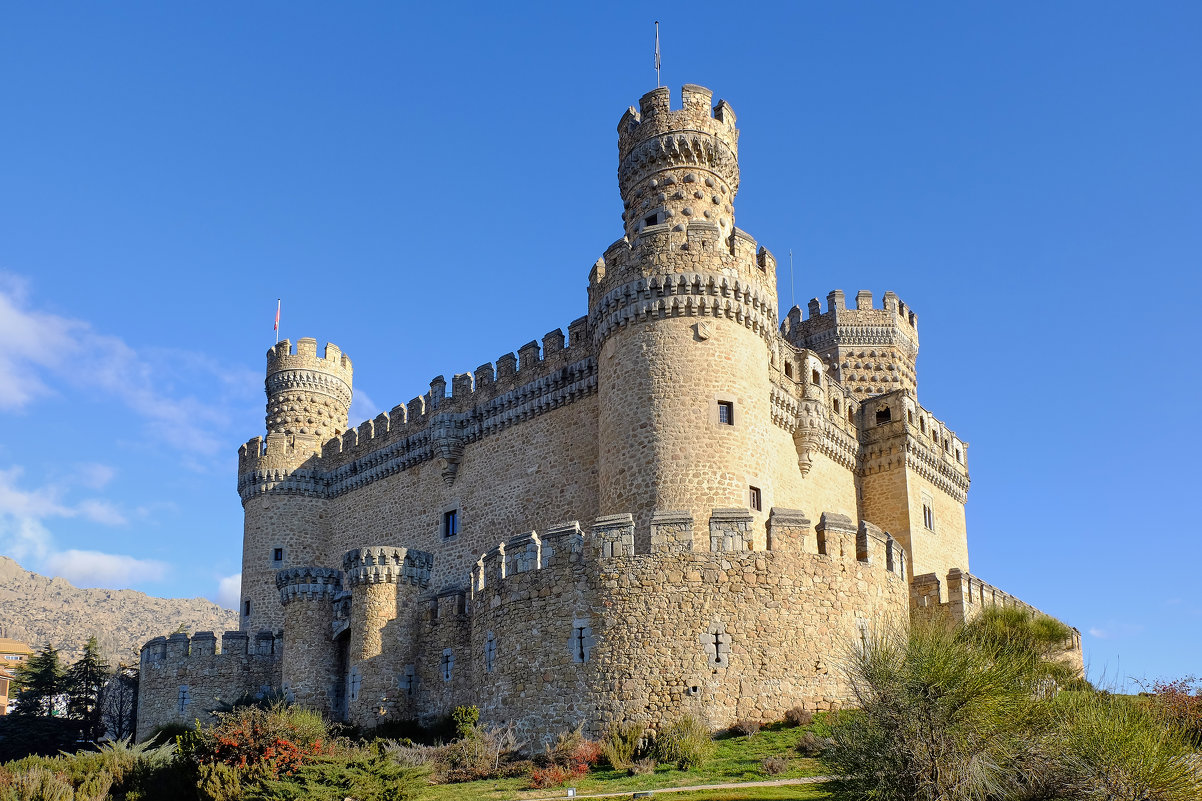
(275, 565, 343, 605)
(342, 546, 433, 588)
(237, 319, 597, 502)
(782, 290, 920, 399)
(469, 508, 907, 595)
(265, 338, 353, 439)
(911, 568, 1083, 672)
(617, 85, 740, 243)
(858, 389, 970, 502)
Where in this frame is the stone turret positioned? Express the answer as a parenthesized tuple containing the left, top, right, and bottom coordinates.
(783, 290, 919, 398)
(590, 85, 778, 545)
(265, 337, 353, 442)
(235, 339, 352, 635)
(277, 566, 343, 716)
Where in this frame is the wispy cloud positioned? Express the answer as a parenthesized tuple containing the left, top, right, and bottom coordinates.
(0, 465, 160, 588)
(1088, 622, 1145, 640)
(215, 573, 241, 610)
(348, 387, 380, 428)
(43, 549, 168, 588)
(0, 274, 259, 461)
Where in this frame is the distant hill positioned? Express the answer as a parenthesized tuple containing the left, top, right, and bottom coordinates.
(0, 556, 238, 666)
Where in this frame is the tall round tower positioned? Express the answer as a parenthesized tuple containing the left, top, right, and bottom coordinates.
(590, 85, 780, 546)
(236, 338, 352, 634)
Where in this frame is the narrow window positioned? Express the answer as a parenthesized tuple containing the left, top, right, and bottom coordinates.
(923, 503, 935, 531)
(717, 401, 734, 425)
(644, 214, 657, 227)
(443, 509, 458, 538)
(243, 600, 251, 617)
(348, 667, 361, 701)
(812, 369, 821, 384)
(749, 486, 762, 512)
(441, 649, 454, 681)
(784, 362, 793, 379)
(920, 417, 926, 434)
(177, 685, 190, 713)
(907, 410, 914, 425)
(484, 632, 497, 673)
(875, 406, 892, 425)
(428, 600, 439, 625)
(956, 448, 962, 463)
(399, 665, 416, 696)
(832, 398, 841, 413)
(848, 405, 854, 422)
(272, 547, 283, 563)
(572, 624, 593, 663)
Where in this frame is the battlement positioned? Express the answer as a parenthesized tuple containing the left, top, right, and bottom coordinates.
(238, 317, 598, 501)
(342, 546, 433, 588)
(470, 507, 907, 594)
(780, 290, 921, 399)
(617, 85, 738, 161)
(140, 629, 280, 667)
(266, 338, 353, 379)
(857, 389, 970, 500)
(910, 568, 1082, 667)
(275, 565, 343, 605)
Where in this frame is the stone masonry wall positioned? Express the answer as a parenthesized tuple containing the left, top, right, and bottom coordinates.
(138, 631, 280, 739)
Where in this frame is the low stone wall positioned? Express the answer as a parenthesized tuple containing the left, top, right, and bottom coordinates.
(137, 631, 281, 739)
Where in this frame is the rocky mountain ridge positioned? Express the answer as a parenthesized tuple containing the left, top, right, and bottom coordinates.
(0, 556, 238, 666)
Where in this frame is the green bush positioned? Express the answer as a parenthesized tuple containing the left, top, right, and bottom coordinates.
(601, 721, 645, 770)
(450, 705, 479, 739)
(652, 715, 714, 770)
(824, 608, 1202, 801)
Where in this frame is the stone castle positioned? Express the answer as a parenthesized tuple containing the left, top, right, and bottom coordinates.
(138, 84, 1081, 741)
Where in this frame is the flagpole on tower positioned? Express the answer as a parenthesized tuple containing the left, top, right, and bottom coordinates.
(654, 21, 661, 88)
(274, 299, 281, 344)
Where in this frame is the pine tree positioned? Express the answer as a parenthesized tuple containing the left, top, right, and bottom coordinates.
(66, 636, 110, 741)
(12, 644, 64, 717)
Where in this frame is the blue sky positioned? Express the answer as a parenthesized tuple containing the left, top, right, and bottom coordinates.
(1, 2, 1198, 688)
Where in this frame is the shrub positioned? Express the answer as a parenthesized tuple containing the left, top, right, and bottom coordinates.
(1139, 676, 1202, 747)
(732, 719, 761, 738)
(439, 725, 520, 782)
(825, 609, 1202, 801)
(630, 757, 657, 775)
(601, 721, 645, 769)
(796, 730, 825, 757)
(183, 703, 328, 780)
(1048, 691, 1201, 801)
(761, 756, 788, 775)
(652, 715, 714, 770)
(451, 705, 480, 739)
(784, 706, 813, 727)
(528, 762, 587, 789)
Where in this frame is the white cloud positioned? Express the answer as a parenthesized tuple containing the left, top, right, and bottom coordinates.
(1088, 622, 1144, 640)
(0, 275, 259, 460)
(74, 463, 117, 490)
(0, 464, 155, 588)
(215, 573, 241, 610)
(348, 387, 380, 428)
(42, 549, 168, 588)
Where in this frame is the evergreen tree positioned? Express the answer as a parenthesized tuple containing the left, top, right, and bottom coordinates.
(66, 636, 110, 741)
(12, 644, 64, 717)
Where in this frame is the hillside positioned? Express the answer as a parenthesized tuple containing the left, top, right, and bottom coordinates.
(0, 556, 238, 666)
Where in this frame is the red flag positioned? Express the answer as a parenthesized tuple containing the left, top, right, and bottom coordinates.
(274, 299, 281, 332)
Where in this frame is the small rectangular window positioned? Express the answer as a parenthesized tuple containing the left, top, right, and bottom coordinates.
(443, 509, 458, 538)
(717, 401, 734, 425)
(243, 600, 251, 617)
(749, 486, 762, 511)
(644, 214, 657, 227)
(272, 548, 283, 562)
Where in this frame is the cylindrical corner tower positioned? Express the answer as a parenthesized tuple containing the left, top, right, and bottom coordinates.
(265, 337, 353, 440)
(237, 337, 352, 634)
(591, 85, 780, 546)
(277, 566, 344, 716)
